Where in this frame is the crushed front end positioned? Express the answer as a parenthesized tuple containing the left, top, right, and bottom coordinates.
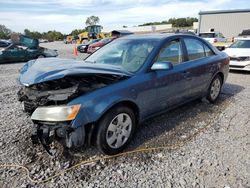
(18, 74, 125, 154)
(29, 104, 84, 155)
(31, 121, 85, 155)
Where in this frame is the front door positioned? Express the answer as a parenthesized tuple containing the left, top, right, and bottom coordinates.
(149, 38, 189, 113)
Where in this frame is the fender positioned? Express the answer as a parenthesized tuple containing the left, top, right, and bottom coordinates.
(69, 94, 138, 129)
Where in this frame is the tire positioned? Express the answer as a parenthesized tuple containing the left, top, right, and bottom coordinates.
(96, 106, 136, 155)
(206, 75, 222, 103)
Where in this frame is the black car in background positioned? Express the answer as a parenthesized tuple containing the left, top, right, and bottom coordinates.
(0, 40, 11, 48)
(0, 35, 58, 63)
(77, 39, 101, 53)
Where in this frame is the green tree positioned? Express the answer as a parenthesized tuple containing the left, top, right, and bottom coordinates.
(23, 29, 64, 41)
(24, 29, 31, 36)
(70, 29, 86, 37)
(140, 17, 198, 27)
(45, 30, 64, 41)
(0, 25, 12, 39)
(85, 16, 100, 26)
(24, 29, 42, 39)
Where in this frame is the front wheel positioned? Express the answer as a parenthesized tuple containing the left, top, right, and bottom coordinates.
(207, 75, 222, 103)
(96, 106, 136, 155)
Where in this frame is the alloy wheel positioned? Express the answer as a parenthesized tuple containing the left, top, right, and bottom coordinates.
(210, 78, 221, 100)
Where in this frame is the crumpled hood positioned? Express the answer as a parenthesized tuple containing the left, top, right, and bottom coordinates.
(19, 58, 133, 86)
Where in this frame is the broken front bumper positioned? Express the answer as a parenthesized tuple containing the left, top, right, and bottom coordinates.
(31, 122, 85, 155)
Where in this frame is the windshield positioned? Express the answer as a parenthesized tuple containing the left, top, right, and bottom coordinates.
(199, 33, 215, 38)
(86, 39, 157, 72)
(230, 40, 250, 48)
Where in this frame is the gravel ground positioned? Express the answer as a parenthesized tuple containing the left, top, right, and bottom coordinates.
(0, 41, 249, 188)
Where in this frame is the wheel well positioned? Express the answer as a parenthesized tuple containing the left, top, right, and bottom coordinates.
(86, 100, 140, 146)
(109, 101, 140, 124)
(217, 72, 224, 83)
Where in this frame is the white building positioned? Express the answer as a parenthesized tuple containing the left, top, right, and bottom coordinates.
(199, 9, 250, 39)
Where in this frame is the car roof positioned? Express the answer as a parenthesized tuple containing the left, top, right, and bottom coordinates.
(0, 40, 10, 43)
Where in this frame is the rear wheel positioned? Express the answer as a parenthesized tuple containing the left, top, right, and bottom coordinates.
(96, 106, 136, 155)
(207, 75, 222, 103)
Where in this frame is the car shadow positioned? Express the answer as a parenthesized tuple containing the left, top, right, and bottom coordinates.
(0, 60, 29, 64)
(229, 70, 250, 75)
(16, 83, 244, 182)
(50, 83, 244, 165)
(127, 83, 244, 150)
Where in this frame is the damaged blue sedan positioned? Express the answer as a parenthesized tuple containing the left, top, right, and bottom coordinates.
(18, 34, 229, 155)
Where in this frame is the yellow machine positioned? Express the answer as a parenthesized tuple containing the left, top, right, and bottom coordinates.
(76, 25, 106, 44)
(213, 42, 232, 51)
(65, 35, 74, 44)
(77, 32, 89, 44)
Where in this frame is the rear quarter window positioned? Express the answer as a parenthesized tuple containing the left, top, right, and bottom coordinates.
(204, 44, 215, 57)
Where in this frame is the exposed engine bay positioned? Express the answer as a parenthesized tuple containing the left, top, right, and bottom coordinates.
(18, 74, 127, 114)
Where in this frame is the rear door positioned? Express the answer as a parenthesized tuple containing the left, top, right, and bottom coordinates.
(181, 37, 217, 98)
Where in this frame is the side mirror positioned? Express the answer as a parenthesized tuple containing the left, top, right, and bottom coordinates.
(151, 61, 173, 71)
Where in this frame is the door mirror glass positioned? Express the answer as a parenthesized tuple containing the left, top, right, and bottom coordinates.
(151, 61, 173, 71)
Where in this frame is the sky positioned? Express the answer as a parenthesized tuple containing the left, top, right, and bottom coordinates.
(0, 0, 249, 34)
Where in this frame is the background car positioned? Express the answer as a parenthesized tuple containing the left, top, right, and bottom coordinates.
(0, 35, 58, 63)
(0, 44, 58, 63)
(0, 40, 11, 48)
(199, 32, 227, 44)
(238, 29, 250, 37)
(39, 39, 49, 43)
(18, 34, 229, 155)
(77, 39, 101, 53)
(87, 37, 115, 53)
(224, 37, 250, 71)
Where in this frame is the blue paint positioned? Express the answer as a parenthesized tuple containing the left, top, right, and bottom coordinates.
(19, 34, 229, 129)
